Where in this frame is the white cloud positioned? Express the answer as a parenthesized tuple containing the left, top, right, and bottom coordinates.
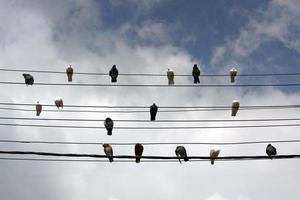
(211, 0, 300, 64)
(0, 1, 299, 200)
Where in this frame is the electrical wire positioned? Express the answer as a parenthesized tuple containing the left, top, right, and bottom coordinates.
(0, 139, 299, 146)
(0, 150, 299, 161)
(2, 102, 300, 109)
(1, 81, 300, 87)
(1, 68, 300, 77)
(1, 122, 300, 129)
(1, 116, 300, 123)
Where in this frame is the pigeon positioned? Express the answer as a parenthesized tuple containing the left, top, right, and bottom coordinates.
(210, 149, 220, 165)
(104, 117, 114, 136)
(266, 144, 277, 159)
(135, 143, 144, 163)
(54, 97, 63, 109)
(167, 68, 174, 85)
(22, 74, 34, 86)
(192, 64, 200, 84)
(231, 100, 240, 116)
(35, 101, 42, 116)
(66, 64, 74, 82)
(230, 67, 237, 83)
(150, 103, 158, 121)
(109, 65, 118, 83)
(175, 146, 189, 163)
(103, 144, 114, 162)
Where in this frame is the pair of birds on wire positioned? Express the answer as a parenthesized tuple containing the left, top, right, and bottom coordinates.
(102, 143, 144, 163)
(102, 144, 277, 164)
(22, 65, 238, 85)
(35, 97, 63, 116)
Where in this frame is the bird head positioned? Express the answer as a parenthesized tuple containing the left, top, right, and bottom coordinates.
(103, 144, 109, 148)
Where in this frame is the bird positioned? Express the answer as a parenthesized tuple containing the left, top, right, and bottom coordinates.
(104, 117, 114, 136)
(66, 64, 74, 82)
(54, 97, 63, 109)
(175, 146, 189, 163)
(231, 100, 240, 116)
(109, 65, 119, 83)
(192, 64, 200, 84)
(135, 143, 144, 163)
(230, 67, 237, 83)
(22, 74, 34, 86)
(167, 68, 174, 85)
(103, 144, 114, 162)
(209, 149, 220, 165)
(266, 144, 277, 159)
(35, 101, 42, 116)
(150, 103, 158, 121)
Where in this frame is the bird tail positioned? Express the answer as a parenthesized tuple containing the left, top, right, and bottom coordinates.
(109, 156, 114, 163)
(231, 76, 235, 83)
(107, 129, 112, 136)
(111, 78, 117, 82)
(36, 111, 40, 116)
(136, 156, 141, 163)
(211, 159, 215, 165)
(150, 116, 155, 121)
(67, 75, 72, 82)
(178, 158, 182, 164)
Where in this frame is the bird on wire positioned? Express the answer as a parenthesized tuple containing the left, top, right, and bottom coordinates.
(266, 144, 277, 159)
(22, 74, 34, 86)
(103, 144, 113, 162)
(135, 143, 144, 163)
(192, 64, 200, 84)
(109, 65, 118, 83)
(175, 146, 189, 163)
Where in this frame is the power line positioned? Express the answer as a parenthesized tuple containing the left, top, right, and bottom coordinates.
(0, 150, 299, 161)
(0, 107, 231, 113)
(0, 157, 298, 163)
(0, 139, 300, 146)
(2, 102, 300, 109)
(1, 122, 300, 129)
(1, 116, 300, 123)
(1, 81, 300, 87)
(1, 68, 300, 77)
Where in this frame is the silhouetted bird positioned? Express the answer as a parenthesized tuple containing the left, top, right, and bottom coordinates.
(192, 64, 200, 84)
(167, 68, 174, 85)
(109, 65, 119, 82)
(231, 100, 240, 116)
(22, 74, 34, 86)
(54, 97, 63, 109)
(103, 144, 114, 162)
(210, 149, 220, 165)
(135, 143, 144, 163)
(66, 64, 74, 82)
(150, 103, 158, 121)
(175, 146, 189, 163)
(35, 101, 42, 116)
(266, 144, 277, 159)
(230, 67, 237, 83)
(104, 117, 114, 136)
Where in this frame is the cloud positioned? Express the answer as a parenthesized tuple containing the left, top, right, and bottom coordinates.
(211, 0, 300, 64)
(0, 1, 299, 200)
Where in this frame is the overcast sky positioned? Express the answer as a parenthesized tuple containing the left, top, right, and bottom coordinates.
(0, 0, 300, 199)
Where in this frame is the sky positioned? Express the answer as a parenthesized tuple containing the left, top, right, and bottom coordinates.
(0, 0, 299, 199)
